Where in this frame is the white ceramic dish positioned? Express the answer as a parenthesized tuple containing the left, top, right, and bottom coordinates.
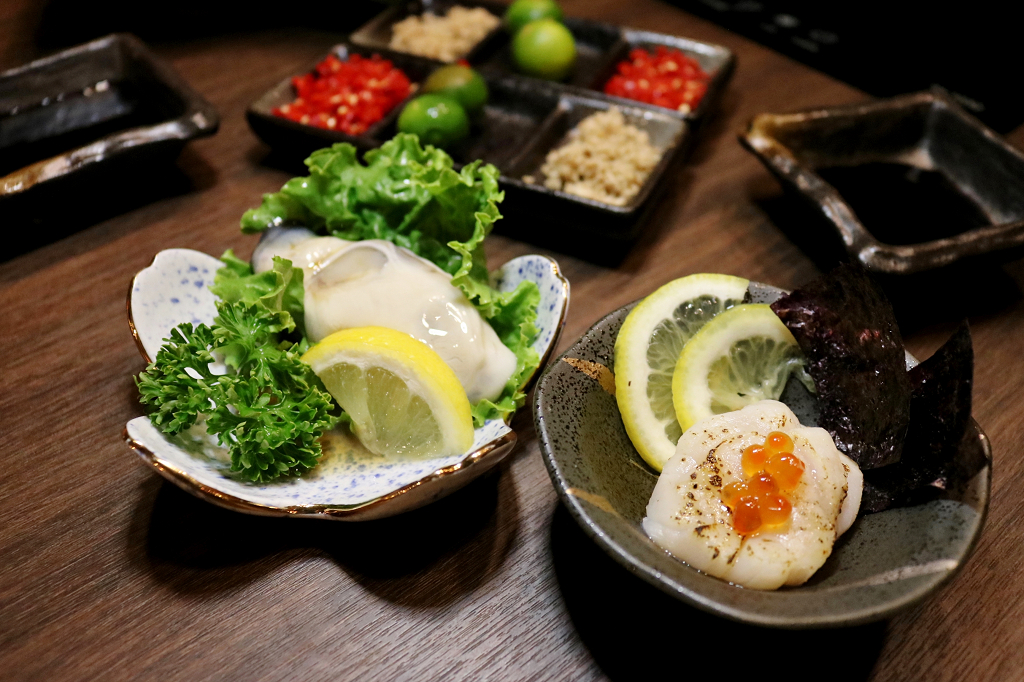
(125, 248, 569, 520)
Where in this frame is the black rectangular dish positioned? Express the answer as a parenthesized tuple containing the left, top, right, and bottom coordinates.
(246, 43, 437, 158)
(348, 0, 507, 64)
(585, 28, 735, 127)
(0, 33, 218, 213)
(247, 47, 686, 246)
(499, 94, 688, 243)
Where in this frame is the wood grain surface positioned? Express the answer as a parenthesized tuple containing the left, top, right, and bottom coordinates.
(3, 1, 1024, 680)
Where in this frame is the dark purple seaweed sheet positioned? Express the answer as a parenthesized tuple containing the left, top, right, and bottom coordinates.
(770, 264, 912, 469)
(861, 322, 985, 512)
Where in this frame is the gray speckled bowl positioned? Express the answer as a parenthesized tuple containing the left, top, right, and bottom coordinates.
(534, 282, 991, 628)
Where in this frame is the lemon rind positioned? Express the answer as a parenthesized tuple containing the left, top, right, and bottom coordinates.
(614, 274, 750, 471)
(302, 326, 474, 457)
(672, 304, 799, 433)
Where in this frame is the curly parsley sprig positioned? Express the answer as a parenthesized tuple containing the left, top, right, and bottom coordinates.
(136, 256, 338, 482)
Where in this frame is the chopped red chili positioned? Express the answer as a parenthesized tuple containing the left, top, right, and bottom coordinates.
(273, 53, 413, 135)
(603, 46, 710, 114)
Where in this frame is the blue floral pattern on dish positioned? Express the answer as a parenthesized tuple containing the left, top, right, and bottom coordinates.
(126, 249, 569, 515)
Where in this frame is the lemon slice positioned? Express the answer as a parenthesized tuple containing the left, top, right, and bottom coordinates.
(614, 273, 749, 471)
(301, 327, 474, 459)
(672, 304, 810, 433)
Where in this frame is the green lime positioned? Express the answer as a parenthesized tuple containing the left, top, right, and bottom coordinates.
(512, 18, 576, 81)
(504, 0, 563, 34)
(397, 94, 470, 148)
(421, 65, 489, 117)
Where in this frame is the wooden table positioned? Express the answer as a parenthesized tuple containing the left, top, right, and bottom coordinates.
(3, 1, 1024, 680)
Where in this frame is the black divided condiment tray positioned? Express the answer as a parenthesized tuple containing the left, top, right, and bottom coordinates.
(246, 1, 734, 253)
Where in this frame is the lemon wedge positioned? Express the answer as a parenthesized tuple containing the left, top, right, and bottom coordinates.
(672, 304, 810, 433)
(614, 273, 749, 471)
(301, 326, 474, 459)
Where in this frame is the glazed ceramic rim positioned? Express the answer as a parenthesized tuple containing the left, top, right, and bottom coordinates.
(124, 425, 517, 520)
(126, 248, 570, 520)
(535, 293, 992, 628)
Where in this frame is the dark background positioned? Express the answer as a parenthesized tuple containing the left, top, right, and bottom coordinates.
(667, 0, 1020, 131)
(25, 0, 1021, 132)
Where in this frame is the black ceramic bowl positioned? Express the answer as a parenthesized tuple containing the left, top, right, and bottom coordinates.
(741, 88, 1024, 274)
(0, 33, 218, 207)
(533, 282, 991, 628)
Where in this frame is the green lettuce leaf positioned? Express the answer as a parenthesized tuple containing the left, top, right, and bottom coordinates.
(469, 281, 541, 424)
(240, 134, 540, 425)
(211, 250, 306, 337)
(241, 134, 499, 276)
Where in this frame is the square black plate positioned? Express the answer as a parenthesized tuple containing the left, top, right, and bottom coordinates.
(0, 33, 218, 203)
(741, 88, 1024, 274)
(247, 49, 686, 246)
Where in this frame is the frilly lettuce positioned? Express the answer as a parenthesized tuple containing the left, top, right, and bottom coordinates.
(241, 134, 540, 424)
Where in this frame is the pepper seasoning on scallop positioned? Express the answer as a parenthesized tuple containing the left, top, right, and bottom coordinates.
(643, 400, 863, 590)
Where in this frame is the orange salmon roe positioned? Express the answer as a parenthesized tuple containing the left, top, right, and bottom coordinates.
(722, 481, 749, 507)
(747, 472, 778, 497)
(760, 494, 792, 526)
(721, 431, 804, 535)
(732, 497, 762, 535)
(766, 452, 805, 490)
(741, 444, 768, 476)
(765, 431, 794, 453)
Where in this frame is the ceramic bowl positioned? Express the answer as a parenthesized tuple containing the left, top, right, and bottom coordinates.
(534, 281, 990, 627)
(741, 88, 1024, 274)
(126, 248, 569, 520)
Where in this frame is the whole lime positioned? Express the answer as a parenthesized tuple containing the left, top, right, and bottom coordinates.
(397, 94, 470, 148)
(504, 0, 563, 34)
(421, 65, 489, 117)
(512, 18, 576, 81)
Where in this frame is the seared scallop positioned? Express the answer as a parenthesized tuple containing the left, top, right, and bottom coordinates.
(642, 400, 862, 590)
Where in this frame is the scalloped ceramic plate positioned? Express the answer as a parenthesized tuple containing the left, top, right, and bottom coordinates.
(534, 281, 990, 627)
(126, 248, 568, 520)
